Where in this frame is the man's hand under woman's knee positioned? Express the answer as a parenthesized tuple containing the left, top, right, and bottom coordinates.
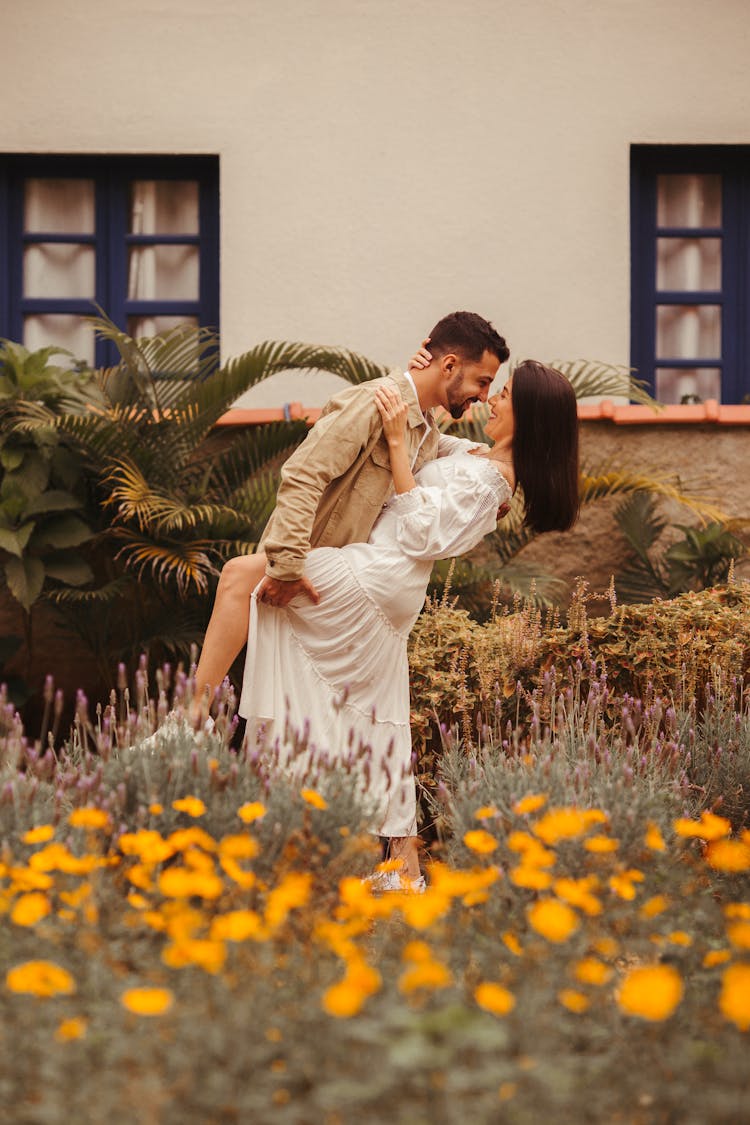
(257, 575, 320, 607)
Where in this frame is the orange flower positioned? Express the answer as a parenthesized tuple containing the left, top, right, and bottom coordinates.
(724, 903, 750, 920)
(300, 789, 327, 810)
(527, 899, 579, 943)
(506, 832, 556, 867)
(513, 794, 547, 816)
(502, 931, 523, 957)
(55, 1017, 87, 1042)
(6, 960, 75, 997)
(673, 811, 732, 841)
(608, 869, 645, 901)
(210, 910, 264, 942)
(265, 872, 313, 929)
(22, 825, 55, 845)
(322, 958, 381, 1017)
(573, 957, 612, 986)
(558, 989, 589, 1013)
(554, 876, 602, 917)
(475, 982, 515, 1016)
(617, 964, 683, 1021)
(237, 801, 266, 823)
(640, 894, 670, 919)
(463, 829, 499, 855)
(162, 939, 226, 974)
(726, 921, 750, 950)
(510, 865, 553, 890)
(148, 803, 163, 815)
(119, 831, 175, 864)
(399, 959, 453, 994)
(644, 821, 666, 851)
(121, 987, 174, 1015)
(11, 892, 51, 927)
(718, 963, 750, 1031)
(474, 805, 498, 820)
(69, 808, 110, 830)
(158, 867, 223, 900)
(172, 796, 206, 818)
(532, 807, 606, 845)
(705, 839, 750, 872)
(703, 950, 732, 968)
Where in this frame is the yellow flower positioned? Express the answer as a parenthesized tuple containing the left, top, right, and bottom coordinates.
(592, 936, 619, 959)
(705, 839, 750, 872)
(513, 793, 547, 815)
(399, 960, 453, 994)
(617, 964, 683, 1021)
(644, 821, 666, 851)
(727, 921, 750, 950)
(121, 987, 174, 1015)
(322, 958, 381, 1018)
(220, 834, 259, 859)
(608, 869, 645, 900)
(402, 940, 433, 963)
(172, 796, 206, 818)
(119, 831, 175, 864)
(474, 805, 498, 820)
(673, 811, 732, 841)
(11, 891, 51, 927)
(22, 825, 55, 844)
(506, 832, 556, 867)
(703, 950, 732, 968)
(554, 876, 602, 916)
(463, 829, 499, 855)
(400, 890, 453, 930)
(55, 1017, 87, 1042)
(640, 894, 670, 918)
(666, 931, 692, 947)
(148, 803, 163, 815)
(724, 903, 750, 920)
(510, 865, 553, 890)
(300, 788, 327, 810)
(210, 910, 264, 942)
(6, 960, 76, 997)
(532, 807, 606, 845)
(502, 931, 523, 957)
(527, 899, 579, 943)
(162, 939, 226, 974)
(584, 835, 619, 854)
(475, 982, 515, 1016)
(718, 963, 750, 1031)
(168, 827, 217, 854)
(265, 872, 313, 929)
(558, 989, 589, 1013)
(237, 801, 267, 823)
(158, 867, 223, 900)
(573, 957, 612, 986)
(68, 807, 110, 830)
(8, 865, 54, 891)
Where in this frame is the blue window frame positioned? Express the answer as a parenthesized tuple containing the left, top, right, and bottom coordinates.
(0, 155, 219, 366)
(631, 145, 750, 405)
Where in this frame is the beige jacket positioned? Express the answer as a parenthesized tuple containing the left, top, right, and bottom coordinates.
(259, 369, 466, 580)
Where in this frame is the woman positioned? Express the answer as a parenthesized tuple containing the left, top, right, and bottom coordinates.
(195, 361, 579, 885)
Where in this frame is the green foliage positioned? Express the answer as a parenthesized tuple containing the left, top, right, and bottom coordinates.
(614, 491, 746, 602)
(0, 341, 96, 613)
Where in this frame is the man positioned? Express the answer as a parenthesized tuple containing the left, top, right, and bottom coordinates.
(257, 310, 509, 606)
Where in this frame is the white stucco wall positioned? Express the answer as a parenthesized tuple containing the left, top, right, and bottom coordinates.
(3, 0, 750, 405)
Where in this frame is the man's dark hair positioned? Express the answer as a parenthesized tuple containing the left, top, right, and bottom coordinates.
(427, 311, 509, 365)
(512, 360, 580, 533)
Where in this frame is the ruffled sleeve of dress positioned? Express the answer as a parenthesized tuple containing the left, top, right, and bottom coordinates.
(388, 456, 512, 561)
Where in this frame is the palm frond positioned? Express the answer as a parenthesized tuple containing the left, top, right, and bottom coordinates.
(580, 464, 727, 522)
(614, 492, 667, 563)
(48, 576, 132, 604)
(112, 531, 219, 597)
(550, 359, 659, 408)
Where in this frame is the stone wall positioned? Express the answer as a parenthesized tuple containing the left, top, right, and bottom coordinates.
(519, 421, 750, 607)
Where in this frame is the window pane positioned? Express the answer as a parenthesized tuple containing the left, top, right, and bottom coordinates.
(127, 315, 199, 338)
(656, 238, 721, 291)
(127, 245, 199, 301)
(655, 367, 721, 405)
(24, 179, 95, 234)
(655, 305, 721, 359)
(24, 243, 95, 299)
(656, 174, 721, 228)
(129, 180, 199, 234)
(24, 314, 95, 365)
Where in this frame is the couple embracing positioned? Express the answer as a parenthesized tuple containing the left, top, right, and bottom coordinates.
(192, 311, 579, 888)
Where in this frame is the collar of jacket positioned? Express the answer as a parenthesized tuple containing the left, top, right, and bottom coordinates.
(387, 368, 433, 430)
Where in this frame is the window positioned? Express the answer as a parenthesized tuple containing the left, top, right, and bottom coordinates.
(631, 145, 749, 405)
(0, 155, 219, 366)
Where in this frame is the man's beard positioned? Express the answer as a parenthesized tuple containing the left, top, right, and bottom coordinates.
(446, 373, 472, 420)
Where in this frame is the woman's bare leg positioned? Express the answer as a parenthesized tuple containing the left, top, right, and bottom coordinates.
(191, 553, 268, 720)
(386, 836, 422, 881)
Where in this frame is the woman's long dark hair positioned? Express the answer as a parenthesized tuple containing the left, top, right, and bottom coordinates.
(511, 360, 579, 533)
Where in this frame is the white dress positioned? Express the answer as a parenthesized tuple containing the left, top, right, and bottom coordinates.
(239, 453, 511, 836)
